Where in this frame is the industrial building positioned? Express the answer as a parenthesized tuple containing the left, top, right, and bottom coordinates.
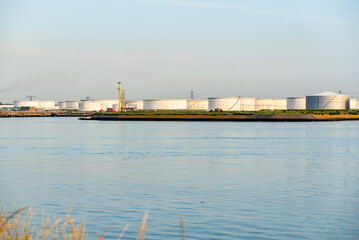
(208, 97, 241, 111)
(9, 87, 358, 113)
(287, 97, 306, 110)
(240, 98, 256, 111)
(306, 92, 350, 110)
(143, 99, 188, 110)
(79, 101, 103, 112)
(350, 99, 357, 110)
(208, 97, 288, 111)
(65, 101, 80, 110)
(187, 100, 209, 110)
(38, 100, 56, 110)
(14, 100, 57, 110)
(124, 100, 144, 110)
(255, 98, 287, 111)
(0, 104, 14, 110)
(58, 102, 66, 109)
(14, 100, 39, 108)
(93, 99, 118, 110)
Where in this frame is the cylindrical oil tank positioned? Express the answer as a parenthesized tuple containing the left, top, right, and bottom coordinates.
(38, 100, 56, 110)
(275, 99, 287, 110)
(0, 105, 14, 110)
(93, 99, 119, 110)
(187, 100, 209, 110)
(143, 99, 187, 110)
(350, 99, 357, 110)
(240, 98, 256, 111)
(14, 101, 39, 108)
(255, 99, 287, 111)
(0, 104, 14, 108)
(287, 97, 306, 110)
(59, 102, 66, 109)
(126, 100, 144, 110)
(65, 101, 80, 110)
(306, 92, 349, 110)
(208, 97, 241, 111)
(79, 101, 103, 112)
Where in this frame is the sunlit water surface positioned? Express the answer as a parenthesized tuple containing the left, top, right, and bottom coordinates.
(1, 118, 358, 239)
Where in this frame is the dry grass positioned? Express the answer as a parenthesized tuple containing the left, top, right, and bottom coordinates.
(0, 207, 149, 240)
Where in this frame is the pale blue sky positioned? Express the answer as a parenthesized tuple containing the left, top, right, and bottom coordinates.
(0, 0, 358, 102)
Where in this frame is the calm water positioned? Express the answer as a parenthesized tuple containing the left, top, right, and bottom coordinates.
(0, 118, 358, 239)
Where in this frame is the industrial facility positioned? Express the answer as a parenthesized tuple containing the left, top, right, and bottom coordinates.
(143, 99, 188, 110)
(287, 97, 306, 110)
(1, 87, 358, 112)
(306, 92, 350, 110)
(14, 100, 57, 110)
(208, 97, 241, 111)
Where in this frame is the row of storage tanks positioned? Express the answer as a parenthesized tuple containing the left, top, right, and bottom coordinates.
(11, 100, 119, 111)
(127, 92, 358, 111)
(13, 100, 58, 110)
(9, 92, 359, 111)
(288, 92, 355, 110)
(128, 98, 287, 111)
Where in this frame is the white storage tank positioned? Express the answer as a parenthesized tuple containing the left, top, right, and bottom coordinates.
(93, 99, 119, 110)
(79, 101, 103, 112)
(143, 99, 187, 110)
(255, 98, 287, 111)
(187, 100, 209, 110)
(240, 98, 256, 111)
(14, 101, 39, 108)
(0, 104, 14, 110)
(287, 97, 306, 110)
(38, 100, 56, 110)
(357, 100, 359, 110)
(126, 100, 144, 110)
(208, 97, 241, 111)
(59, 102, 66, 109)
(65, 101, 80, 110)
(350, 99, 357, 110)
(306, 92, 350, 110)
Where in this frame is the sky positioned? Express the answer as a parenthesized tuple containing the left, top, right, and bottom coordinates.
(0, 0, 358, 103)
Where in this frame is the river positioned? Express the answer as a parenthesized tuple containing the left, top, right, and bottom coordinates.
(0, 118, 358, 239)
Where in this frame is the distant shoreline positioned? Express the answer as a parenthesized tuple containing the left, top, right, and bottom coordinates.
(0, 111, 93, 118)
(84, 113, 359, 122)
(2, 110, 359, 121)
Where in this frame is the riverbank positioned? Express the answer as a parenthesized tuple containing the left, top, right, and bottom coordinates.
(84, 110, 359, 122)
(0, 111, 94, 118)
(2, 110, 359, 121)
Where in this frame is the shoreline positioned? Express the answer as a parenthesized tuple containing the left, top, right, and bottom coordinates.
(83, 114, 359, 122)
(2, 110, 359, 121)
(0, 111, 94, 118)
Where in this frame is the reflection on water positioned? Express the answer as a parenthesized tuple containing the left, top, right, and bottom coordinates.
(0, 118, 359, 239)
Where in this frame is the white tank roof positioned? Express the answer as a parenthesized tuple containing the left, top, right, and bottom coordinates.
(208, 97, 241, 99)
(143, 99, 187, 101)
(309, 92, 348, 96)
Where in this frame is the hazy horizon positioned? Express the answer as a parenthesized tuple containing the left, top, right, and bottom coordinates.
(1, 0, 358, 103)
